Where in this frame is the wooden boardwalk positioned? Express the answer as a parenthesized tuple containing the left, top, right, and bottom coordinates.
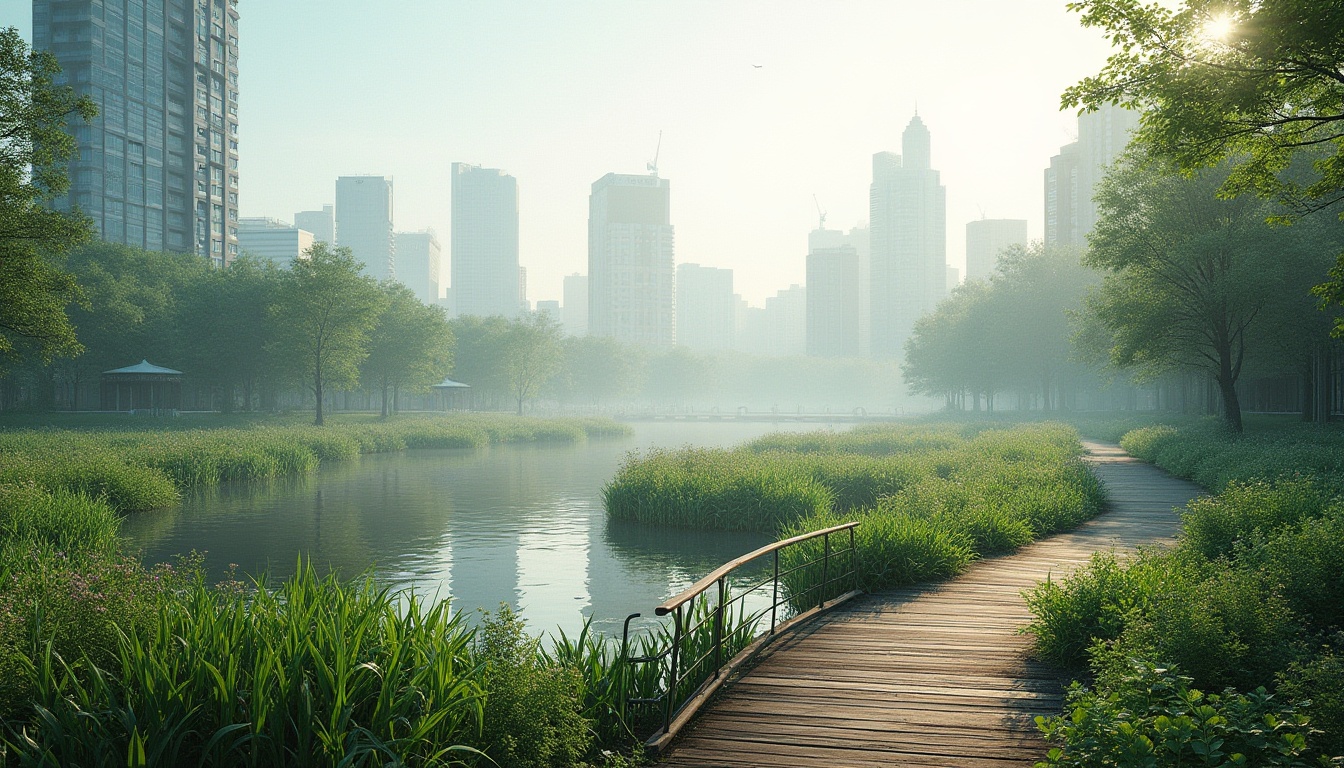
(658, 441, 1203, 767)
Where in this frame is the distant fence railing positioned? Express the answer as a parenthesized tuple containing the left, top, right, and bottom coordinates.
(620, 521, 861, 752)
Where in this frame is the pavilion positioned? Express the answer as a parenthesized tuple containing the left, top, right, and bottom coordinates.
(100, 359, 184, 412)
(431, 377, 471, 411)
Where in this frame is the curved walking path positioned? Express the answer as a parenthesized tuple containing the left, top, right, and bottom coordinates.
(659, 441, 1203, 767)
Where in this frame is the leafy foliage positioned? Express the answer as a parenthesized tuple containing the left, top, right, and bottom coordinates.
(0, 27, 97, 371)
(269, 243, 386, 425)
(1035, 662, 1323, 768)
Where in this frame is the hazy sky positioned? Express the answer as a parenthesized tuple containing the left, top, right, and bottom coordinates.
(3, 1, 1116, 305)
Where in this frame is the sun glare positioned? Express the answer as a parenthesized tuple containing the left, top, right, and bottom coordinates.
(1199, 13, 1237, 46)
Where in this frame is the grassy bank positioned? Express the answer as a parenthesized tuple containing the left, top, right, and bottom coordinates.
(605, 422, 1106, 597)
(1025, 420, 1344, 763)
(0, 412, 647, 764)
(0, 413, 631, 512)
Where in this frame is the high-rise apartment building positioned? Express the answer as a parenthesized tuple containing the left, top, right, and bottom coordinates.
(295, 204, 334, 246)
(965, 219, 1028, 281)
(676, 264, 734, 351)
(588, 173, 675, 348)
(335, 175, 394, 280)
(237, 217, 312, 265)
(34, 0, 241, 265)
(394, 230, 441, 306)
(449, 163, 519, 318)
(807, 245, 864, 357)
(562, 274, 589, 336)
(1045, 104, 1139, 248)
(869, 115, 947, 359)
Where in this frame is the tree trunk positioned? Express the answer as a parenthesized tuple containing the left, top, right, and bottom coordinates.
(1216, 351, 1243, 433)
(380, 379, 389, 418)
(314, 373, 325, 426)
(393, 384, 400, 414)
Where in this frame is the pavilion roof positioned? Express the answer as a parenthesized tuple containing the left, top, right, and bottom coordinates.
(103, 359, 183, 376)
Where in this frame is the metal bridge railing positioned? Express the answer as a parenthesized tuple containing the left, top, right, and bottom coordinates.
(620, 521, 861, 751)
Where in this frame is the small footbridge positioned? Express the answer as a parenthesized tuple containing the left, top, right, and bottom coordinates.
(619, 442, 1202, 766)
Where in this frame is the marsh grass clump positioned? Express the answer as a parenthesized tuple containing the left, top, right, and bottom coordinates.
(609, 423, 1106, 608)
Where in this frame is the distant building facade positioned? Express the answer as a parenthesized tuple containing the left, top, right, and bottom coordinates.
(676, 263, 735, 351)
(1045, 104, 1139, 248)
(237, 217, 312, 265)
(295, 205, 334, 246)
(588, 173, 675, 348)
(335, 175, 395, 280)
(869, 115, 947, 359)
(807, 245, 865, 357)
(394, 230, 441, 305)
(34, 0, 242, 265)
(965, 219, 1028, 281)
(562, 274, 589, 336)
(738, 285, 807, 357)
(450, 163, 520, 318)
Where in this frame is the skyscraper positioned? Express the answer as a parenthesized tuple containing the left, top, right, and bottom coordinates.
(335, 175, 395, 280)
(869, 115, 947, 359)
(807, 245, 864, 357)
(394, 230, 442, 306)
(1044, 142, 1082, 248)
(34, 0, 241, 265)
(676, 264, 735, 351)
(450, 163, 519, 318)
(588, 173, 675, 348)
(965, 219, 1028, 281)
(1045, 103, 1139, 248)
(295, 205, 334, 246)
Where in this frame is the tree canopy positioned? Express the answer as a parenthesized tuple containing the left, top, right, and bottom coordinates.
(1083, 152, 1336, 431)
(362, 281, 454, 417)
(0, 27, 98, 371)
(902, 243, 1096, 411)
(1064, 0, 1344, 213)
(270, 244, 386, 425)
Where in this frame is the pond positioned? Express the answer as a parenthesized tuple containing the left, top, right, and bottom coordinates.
(120, 420, 847, 637)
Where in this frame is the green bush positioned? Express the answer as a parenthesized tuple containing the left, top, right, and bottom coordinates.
(1180, 479, 1337, 561)
(477, 606, 592, 768)
(1035, 661, 1325, 768)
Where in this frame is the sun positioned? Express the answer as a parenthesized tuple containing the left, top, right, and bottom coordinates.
(1198, 13, 1237, 46)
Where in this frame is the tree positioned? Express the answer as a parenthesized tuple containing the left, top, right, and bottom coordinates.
(176, 255, 283, 411)
(0, 27, 97, 371)
(1063, 1, 1344, 328)
(1086, 153, 1302, 432)
(903, 281, 1000, 409)
(1064, 0, 1344, 213)
(501, 314, 562, 415)
(270, 244, 385, 425)
(361, 282, 454, 417)
(448, 315, 513, 409)
(549, 335, 645, 406)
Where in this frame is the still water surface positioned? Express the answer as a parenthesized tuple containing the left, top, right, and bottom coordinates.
(120, 421, 845, 637)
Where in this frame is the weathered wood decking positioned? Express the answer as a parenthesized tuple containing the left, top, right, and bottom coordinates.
(658, 441, 1204, 767)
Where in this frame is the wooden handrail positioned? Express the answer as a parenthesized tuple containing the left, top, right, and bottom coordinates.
(654, 521, 860, 616)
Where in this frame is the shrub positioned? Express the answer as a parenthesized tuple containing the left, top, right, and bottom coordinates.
(476, 605, 592, 768)
(1180, 479, 1337, 561)
(1035, 662, 1324, 768)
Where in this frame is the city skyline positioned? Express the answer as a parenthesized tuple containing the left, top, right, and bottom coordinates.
(3, 1, 1118, 305)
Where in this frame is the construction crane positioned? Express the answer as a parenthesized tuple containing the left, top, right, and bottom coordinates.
(813, 194, 827, 230)
(647, 131, 662, 177)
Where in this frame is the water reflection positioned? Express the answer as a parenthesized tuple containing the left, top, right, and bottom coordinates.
(119, 421, 845, 636)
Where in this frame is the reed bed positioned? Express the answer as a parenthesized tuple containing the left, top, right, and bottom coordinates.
(606, 422, 1105, 606)
(0, 414, 631, 513)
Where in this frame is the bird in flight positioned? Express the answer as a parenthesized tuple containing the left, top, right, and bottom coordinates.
(752, 64, 763, 68)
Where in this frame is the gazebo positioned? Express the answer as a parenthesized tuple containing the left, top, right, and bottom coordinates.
(431, 377, 471, 411)
(100, 360, 183, 413)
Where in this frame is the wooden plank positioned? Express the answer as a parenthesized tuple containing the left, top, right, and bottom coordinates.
(656, 440, 1204, 767)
